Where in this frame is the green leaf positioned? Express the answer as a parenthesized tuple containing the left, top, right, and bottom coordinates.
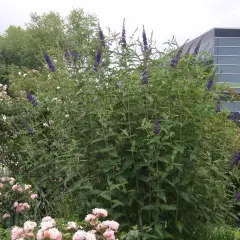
(141, 204, 156, 211)
(99, 191, 111, 201)
(122, 158, 134, 171)
(159, 204, 176, 211)
(154, 223, 163, 238)
(176, 221, 183, 233)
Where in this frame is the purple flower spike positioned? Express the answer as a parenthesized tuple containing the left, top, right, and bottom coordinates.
(25, 90, 38, 107)
(98, 23, 105, 47)
(184, 42, 194, 58)
(71, 51, 79, 61)
(121, 19, 127, 48)
(93, 49, 102, 71)
(193, 36, 204, 57)
(233, 152, 240, 165)
(142, 67, 148, 84)
(236, 192, 240, 200)
(64, 50, 71, 65)
(44, 52, 55, 72)
(206, 75, 214, 90)
(154, 119, 160, 134)
(142, 26, 148, 52)
(170, 40, 188, 67)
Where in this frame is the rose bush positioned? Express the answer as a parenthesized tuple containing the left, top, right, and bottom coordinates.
(11, 208, 119, 240)
(0, 177, 37, 227)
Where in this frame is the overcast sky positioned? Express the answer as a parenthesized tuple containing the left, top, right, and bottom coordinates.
(1, 0, 240, 46)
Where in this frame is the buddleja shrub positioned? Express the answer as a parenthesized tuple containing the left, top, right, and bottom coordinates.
(1, 19, 240, 239)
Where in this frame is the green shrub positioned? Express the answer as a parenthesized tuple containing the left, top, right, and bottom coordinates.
(205, 226, 240, 240)
(0, 228, 11, 240)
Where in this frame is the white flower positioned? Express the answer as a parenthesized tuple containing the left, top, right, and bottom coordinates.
(23, 74, 27, 78)
(40, 220, 55, 230)
(73, 230, 87, 240)
(92, 208, 108, 217)
(45, 227, 62, 239)
(56, 86, 60, 90)
(43, 123, 48, 127)
(67, 221, 77, 230)
(2, 115, 6, 121)
(18, 72, 22, 76)
(53, 59, 57, 63)
(85, 232, 96, 240)
(65, 114, 69, 118)
(24, 221, 37, 232)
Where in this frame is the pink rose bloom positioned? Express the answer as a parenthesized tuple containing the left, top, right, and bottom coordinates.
(92, 208, 108, 217)
(85, 214, 98, 225)
(43, 228, 62, 240)
(24, 184, 32, 190)
(12, 185, 18, 190)
(30, 193, 38, 199)
(41, 221, 55, 231)
(24, 221, 37, 232)
(42, 216, 54, 222)
(13, 201, 18, 207)
(66, 221, 78, 230)
(1, 177, 6, 182)
(8, 177, 15, 185)
(11, 226, 24, 240)
(98, 220, 119, 232)
(103, 229, 115, 240)
(72, 230, 87, 240)
(17, 187, 24, 193)
(23, 202, 30, 209)
(85, 232, 96, 240)
(40, 217, 56, 230)
(0, 183, 4, 189)
(2, 213, 10, 219)
(37, 229, 44, 240)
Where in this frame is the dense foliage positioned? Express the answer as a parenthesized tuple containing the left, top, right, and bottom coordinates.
(1, 8, 240, 239)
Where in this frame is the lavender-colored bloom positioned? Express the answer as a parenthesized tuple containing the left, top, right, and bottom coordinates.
(235, 192, 240, 200)
(206, 75, 214, 90)
(64, 50, 71, 65)
(142, 67, 148, 84)
(170, 46, 184, 67)
(142, 26, 148, 52)
(184, 42, 194, 58)
(193, 36, 204, 57)
(121, 19, 127, 48)
(170, 39, 189, 67)
(154, 119, 160, 134)
(43, 52, 55, 72)
(215, 97, 221, 113)
(71, 51, 79, 61)
(25, 90, 38, 107)
(93, 49, 102, 71)
(233, 152, 240, 165)
(98, 23, 105, 46)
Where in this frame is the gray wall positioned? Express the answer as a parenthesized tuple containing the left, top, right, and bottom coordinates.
(214, 37, 240, 84)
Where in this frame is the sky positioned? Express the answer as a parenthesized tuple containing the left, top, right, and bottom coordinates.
(1, 0, 240, 46)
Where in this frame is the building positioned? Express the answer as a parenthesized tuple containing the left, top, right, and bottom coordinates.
(184, 28, 240, 112)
